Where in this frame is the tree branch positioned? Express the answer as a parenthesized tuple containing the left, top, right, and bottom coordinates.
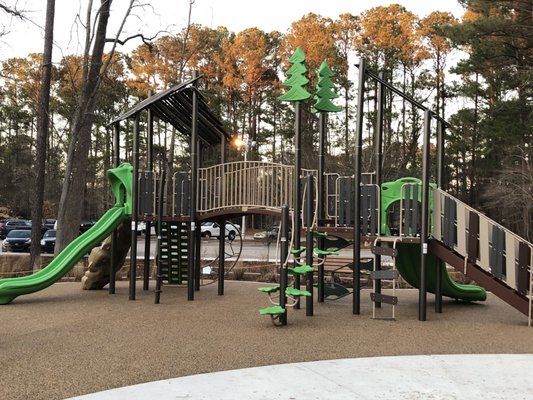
(105, 30, 168, 47)
(0, 2, 27, 20)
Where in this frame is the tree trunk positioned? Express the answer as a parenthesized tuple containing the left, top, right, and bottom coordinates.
(55, 0, 112, 254)
(30, 0, 55, 268)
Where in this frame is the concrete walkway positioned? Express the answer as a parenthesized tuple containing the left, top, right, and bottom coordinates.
(70, 354, 533, 399)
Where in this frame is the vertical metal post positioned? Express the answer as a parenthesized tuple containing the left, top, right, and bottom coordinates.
(279, 205, 289, 326)
(220, 133, 227, 163)
(218, 219, 225, 295)
(188, 73, 199, 301)
(353, 58, 366, 315)
(218, 133, 227, 296)
(129, 113, 140, 301)
(194, 141, 202, 292)
(293, 102, 302, 308)
(154, 169, 166, 304)
(419, 109, 432, 321)
(305, 175, 314, 316)
(374, 71, 385, 308)
(435, 259, 443, 313)
(143, 91, 154, 291)
(109, 122, 120, 295)
(435, 118, 444, 313)
(317, 113, 326, 302)
(437, 120, 446, 190)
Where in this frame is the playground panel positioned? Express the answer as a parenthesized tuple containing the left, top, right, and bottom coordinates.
(433, 189, 533, 298)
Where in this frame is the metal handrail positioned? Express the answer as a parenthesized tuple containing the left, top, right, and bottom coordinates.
(197, 161, 318, 213)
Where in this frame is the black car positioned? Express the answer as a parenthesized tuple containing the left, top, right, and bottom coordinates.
(2, 229, 31, 252)
(79, 220, 96, 234)
(0, 219, 31, 239)
(43, 219, 56, 231)
(40, 229, 56, 253)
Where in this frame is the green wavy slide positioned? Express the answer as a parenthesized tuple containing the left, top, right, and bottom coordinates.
(395, 242, 486, 302)
(0, 163, 133, 305)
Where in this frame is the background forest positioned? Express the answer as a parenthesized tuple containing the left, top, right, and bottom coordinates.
(0, 0, 531, 241)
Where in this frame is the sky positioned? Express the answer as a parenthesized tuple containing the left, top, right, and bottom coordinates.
(0, 0, 466, 60)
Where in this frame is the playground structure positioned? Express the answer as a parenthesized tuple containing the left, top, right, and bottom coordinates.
(0, 55, 531, 329)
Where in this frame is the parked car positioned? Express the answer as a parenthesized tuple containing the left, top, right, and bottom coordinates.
(200, 221, 240, 240)
(253, 225, 290, 241)
(0, 219, 31, 239)
(79, 220, 96, 234)
(40, 229, 56, 253)
(2, 229, 32, 252)
(53, 219, 97, 234)
(136, 221, 157, 236)
(42, 219, 56, 231)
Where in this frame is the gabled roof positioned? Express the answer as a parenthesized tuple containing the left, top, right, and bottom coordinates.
(110, 76, 230, 146)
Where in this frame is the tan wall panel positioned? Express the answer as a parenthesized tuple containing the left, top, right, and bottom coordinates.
(478, 217, 491, 271)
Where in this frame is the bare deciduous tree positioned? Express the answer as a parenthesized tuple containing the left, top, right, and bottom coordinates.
(30, 0, 55, 268)
(55, 0, 138, 253)
(483, 151, 533, 241)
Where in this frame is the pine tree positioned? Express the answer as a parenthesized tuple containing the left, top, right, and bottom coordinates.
(312, 60, 341, 113)
(278, 46, 311, 102)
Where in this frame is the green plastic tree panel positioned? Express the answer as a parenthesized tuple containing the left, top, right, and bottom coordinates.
(313, 60, 341, 113)
(279, 46, 311, 102)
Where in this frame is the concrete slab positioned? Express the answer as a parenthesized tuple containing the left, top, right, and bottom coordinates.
(70, 354, 533, 399)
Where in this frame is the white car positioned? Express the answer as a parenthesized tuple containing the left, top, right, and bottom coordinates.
(200, 221, 240, 240)
(136, 221, 156, 236)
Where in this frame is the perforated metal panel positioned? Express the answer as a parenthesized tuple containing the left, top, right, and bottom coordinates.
(490, 225, 506, 279)
(173, 172, 190, 216)
(338, 177, 353, 226)
(443, 195, 457, 248)
(158, 221, 189, 284)
(138, 171, 155, 216)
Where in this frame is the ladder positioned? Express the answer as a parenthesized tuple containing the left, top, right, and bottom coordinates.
(371, 237, 400, 320)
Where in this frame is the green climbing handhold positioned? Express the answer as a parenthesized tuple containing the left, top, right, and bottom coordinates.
(259, 305, 286, 315)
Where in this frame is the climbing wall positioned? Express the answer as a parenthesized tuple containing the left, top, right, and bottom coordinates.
(158, 221, 189, 284)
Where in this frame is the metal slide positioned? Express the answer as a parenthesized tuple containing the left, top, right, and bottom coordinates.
(395, 242, 487, 302)
(0, 162, 133, 305)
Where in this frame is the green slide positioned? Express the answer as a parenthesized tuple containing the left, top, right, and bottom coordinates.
(0, 163, 133, 305)
(395, 242, 486, 302)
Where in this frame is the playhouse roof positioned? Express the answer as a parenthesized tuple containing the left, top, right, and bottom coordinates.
(110, 76, 230, 146)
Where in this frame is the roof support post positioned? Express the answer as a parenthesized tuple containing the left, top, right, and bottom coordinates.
(109, 121, 121, 295)
(419, 109, 432, 321)
(374, 71, 385, 308)
(129, 113, 140, 301)
(353, 58, 366, 315)
(293, 101, 302, 308)
(188, 73, 199, 301)
(317, 113, 326, 303)
(143, 90, 155, 291)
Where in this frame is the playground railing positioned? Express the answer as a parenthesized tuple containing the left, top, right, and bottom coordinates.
(433, 189, 533, 306)
(197, 161, 318, 213)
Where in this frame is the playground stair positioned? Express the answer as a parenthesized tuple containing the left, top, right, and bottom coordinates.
(258, 265, 312, 325)
(158, 221, 189, 284)
(370, 237, 400, 320)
